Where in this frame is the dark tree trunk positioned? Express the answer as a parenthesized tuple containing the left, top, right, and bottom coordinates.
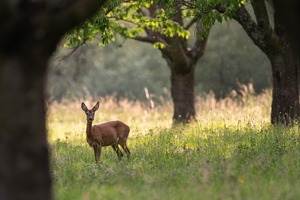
(272, 0, 300, 53)
(230, 3, 300, 125)
(270, 1, 300, 124)
(132, 5, 208, 124)
(171, 67, 196, 123)
(269, 49, 299, 124)
(0, 54, 51, 199)
(0, 0, 108, 199)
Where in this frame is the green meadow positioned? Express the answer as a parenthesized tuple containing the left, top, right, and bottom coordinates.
(48, 92, 300, 200)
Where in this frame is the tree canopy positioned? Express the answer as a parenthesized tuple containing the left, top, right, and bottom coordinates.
(65, 0, 193, 47)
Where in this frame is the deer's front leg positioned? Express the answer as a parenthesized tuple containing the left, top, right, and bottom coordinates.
(93, 144, 101, 163)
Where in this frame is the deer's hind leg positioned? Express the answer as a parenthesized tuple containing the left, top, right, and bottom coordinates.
(93, 144, 101, 163)
(118, 139, 131, 159)
(111, 143, 123, 160)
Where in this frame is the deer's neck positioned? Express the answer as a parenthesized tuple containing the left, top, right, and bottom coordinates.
(86, 121, 93, 138)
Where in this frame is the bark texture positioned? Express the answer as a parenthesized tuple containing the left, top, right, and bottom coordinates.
(0, 52, 50, 200)
(134, 4, 208, 123)
(0, 0, 107, 199)
(231, 2, 300, 125)
(270, 49, 299, 124)
(272, 0, 300, 52)
(170, 67, 196, 122)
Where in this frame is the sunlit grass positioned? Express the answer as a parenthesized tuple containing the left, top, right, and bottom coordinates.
(48, 90, 300, 199)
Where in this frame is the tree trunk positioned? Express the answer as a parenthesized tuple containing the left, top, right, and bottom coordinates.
(0, 0, 108, 199)
(269, 48, 299, 125)
(170, 67, 196, 123)
(0, 54, 51, 199)
(230, 3, 300, 126)
(272, 0, 300, 52)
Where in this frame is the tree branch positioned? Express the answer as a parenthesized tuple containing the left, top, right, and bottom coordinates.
(190, 21, 209, 61)
(215, 3, 283, 55)
(232, 5, 280, 54)
(214, 3, 226, 14)
(50, 0, 108, 38)
(251, 0, 272, 31)
(148, 4, 160, 18)
(171, 0, 184, 26)
(132, 35, 155, 43)
(184, 18, 197, 30)
(181, 0, 197, 9)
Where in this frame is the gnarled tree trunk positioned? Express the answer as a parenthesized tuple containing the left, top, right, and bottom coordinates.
(171, 66, 196, 122)
(0, 53, 51, 199)
(132, 4, 208, 124)
(269, 49, 299, 124)
(230, 2, 300, 125)
(0, 0, 108, 199)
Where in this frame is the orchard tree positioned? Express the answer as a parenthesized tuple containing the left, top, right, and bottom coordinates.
(0, 0, 108, 199)
(67, 0, 211, 123)
(132, 3, 208, 123)
(272, 0, 300, 53)
(188, 0, 299, 125)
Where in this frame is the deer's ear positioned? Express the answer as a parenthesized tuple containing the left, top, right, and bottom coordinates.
(92, 102, 100, 111)
(81, 102, 88, 112)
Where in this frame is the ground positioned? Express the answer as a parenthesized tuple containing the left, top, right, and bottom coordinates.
(48, 92, 300, 199)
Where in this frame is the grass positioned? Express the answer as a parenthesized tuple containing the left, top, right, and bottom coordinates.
(48, 91, 300, 200)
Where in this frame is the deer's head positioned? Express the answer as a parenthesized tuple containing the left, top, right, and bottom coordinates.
(81, 102, 99, 122)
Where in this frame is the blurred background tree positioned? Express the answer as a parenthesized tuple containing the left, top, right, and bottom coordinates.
(48, 20, 271, 102)
(51, 0, 298, 125)
(207, 0, 300, 125)
(61, 0, 208, 123)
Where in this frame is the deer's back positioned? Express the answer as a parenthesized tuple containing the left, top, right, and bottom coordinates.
(92, 120, 130, 146)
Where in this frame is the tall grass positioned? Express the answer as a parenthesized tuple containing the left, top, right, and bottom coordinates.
(49, 90, 300, 199)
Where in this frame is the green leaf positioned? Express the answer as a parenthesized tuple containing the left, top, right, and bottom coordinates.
(153, 42, 165, 49)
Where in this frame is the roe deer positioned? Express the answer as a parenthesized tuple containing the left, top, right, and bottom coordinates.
(81, 102, 131, 163)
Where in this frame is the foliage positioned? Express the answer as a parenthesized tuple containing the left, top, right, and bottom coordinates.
(65, 0, 246, 47)
(65, 0, 190, 47)
(48, 20, 271, 102)
(181, 0, 244, 22)
(65, 0, 123, 46)
(52, 0, 272, 103)
(48, 93, 300, 199)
